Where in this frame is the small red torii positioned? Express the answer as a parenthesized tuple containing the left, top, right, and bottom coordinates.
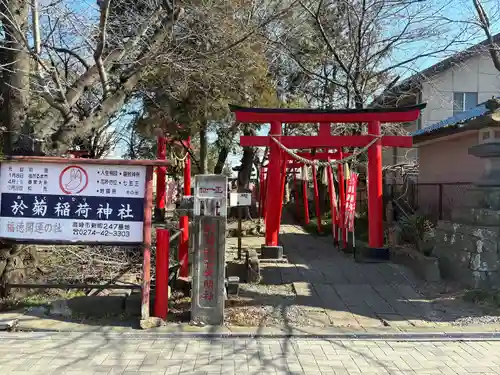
(231, 103, 426, 258)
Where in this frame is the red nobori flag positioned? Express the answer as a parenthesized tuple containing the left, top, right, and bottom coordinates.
(344, 172, 358, 232)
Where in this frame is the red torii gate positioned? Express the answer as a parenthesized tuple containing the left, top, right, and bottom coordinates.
(231, 104, 426, 257)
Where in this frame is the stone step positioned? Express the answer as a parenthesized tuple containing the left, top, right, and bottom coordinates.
(451, 207, 500, 226)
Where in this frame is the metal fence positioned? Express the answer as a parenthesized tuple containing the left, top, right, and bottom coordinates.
(357, 182, 473, 222)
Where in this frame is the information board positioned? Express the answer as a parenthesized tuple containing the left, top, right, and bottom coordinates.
(0, 162, 146, 243)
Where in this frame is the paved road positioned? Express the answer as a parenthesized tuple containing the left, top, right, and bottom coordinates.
(0, 333, 499, 374)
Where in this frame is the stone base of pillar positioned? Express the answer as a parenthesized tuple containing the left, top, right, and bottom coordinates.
(355, 247, 390, 263)
(260, 245, 283, 259)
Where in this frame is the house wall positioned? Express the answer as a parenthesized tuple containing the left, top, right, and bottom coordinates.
(421, 52, 500, 128)
(383, 51, 500, 174)
(415, 131, 483, 217)
(418, 132, 483, 183)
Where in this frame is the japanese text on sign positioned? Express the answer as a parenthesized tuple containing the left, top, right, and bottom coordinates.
(0, 162, 146, 243)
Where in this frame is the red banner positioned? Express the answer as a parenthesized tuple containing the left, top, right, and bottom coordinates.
(344, 172, 358, 232)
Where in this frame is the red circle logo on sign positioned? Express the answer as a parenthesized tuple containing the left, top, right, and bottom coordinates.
(59, 166, 89, 194)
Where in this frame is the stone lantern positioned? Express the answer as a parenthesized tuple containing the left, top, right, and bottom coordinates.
(468, 124, 500, 208)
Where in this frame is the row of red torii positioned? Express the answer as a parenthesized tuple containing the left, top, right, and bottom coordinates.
(230, 103, 427, 257)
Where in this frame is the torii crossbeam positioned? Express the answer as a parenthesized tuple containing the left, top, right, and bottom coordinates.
(231, 104, 426, 259)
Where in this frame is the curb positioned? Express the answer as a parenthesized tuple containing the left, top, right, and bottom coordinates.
(3, 328, 500, 341)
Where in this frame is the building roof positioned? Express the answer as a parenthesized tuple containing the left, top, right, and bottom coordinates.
(412, 100, 491, 136)
(376, 33, 500, 104)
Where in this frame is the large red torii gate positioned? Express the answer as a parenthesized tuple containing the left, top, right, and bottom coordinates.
(231, 104, 426, 257)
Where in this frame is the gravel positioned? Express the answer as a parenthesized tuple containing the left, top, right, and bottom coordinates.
(452, 315, 500, 326)
(224, 283, 312, 327)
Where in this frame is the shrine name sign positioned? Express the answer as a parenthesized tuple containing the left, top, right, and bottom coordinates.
(0, 161, 146, 243)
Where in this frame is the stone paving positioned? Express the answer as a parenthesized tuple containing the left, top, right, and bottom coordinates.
(1, 332, 500, 374)
(228, 221, 499, 330)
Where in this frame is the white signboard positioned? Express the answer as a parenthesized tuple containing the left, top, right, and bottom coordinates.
(194, 175, 227, 217)
(229, 192, 251, 207)
(0, 162, 146, 243)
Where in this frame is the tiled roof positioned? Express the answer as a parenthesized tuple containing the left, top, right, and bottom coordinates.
(412, 100, 492, 136)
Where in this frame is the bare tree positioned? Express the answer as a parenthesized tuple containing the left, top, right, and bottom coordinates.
(0, 0, 184, 155)
(266, 0, 474, 111)
(472, 0, 500, 72)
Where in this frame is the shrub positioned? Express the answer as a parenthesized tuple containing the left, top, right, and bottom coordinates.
(396, 214, 435, 256)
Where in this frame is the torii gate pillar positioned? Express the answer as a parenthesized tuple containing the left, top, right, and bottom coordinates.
(367, 121, 384, 251)
(262, 121, 284, 258)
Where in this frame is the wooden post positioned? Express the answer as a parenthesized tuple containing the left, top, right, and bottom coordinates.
(154, 228, 169, 320)
(293, 168, 300, 220)
(265, 121, 282, 247)
(155, 136, 167, 221)
(327, 164, 336, 243)
(302, 178, 310, 225)
(367, 121, 384, 249)
(141, 166, 154, 322)
(179, 137, 191, 278)
(312, 164, 321, 233)
(338, 155, 346, 249)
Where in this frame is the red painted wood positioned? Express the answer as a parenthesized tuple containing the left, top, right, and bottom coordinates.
(319, 122, 331, 137)
(312, 165, 321, 233)
(154, 228, 169, 320)
(179, 136, 191, 278)
(265, 121, 283, 247)
(233, 108, 422, 123)
(141, 166, 154, 321)
(327, 164, 336, 243)
(303, 179, 310, 225)
(278, 154, 288, 228)
(156, 136, 167, 211)
(240, 135, 412, 148)
(293, 169, 300, 220)
(368, 121, 384, 249)
(259, 168, 264, 217)
(338, 156, 346, 250)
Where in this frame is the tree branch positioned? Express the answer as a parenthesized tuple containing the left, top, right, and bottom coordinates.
(94, 0, 111, 98)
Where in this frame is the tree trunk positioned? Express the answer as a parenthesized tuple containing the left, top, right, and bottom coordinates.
(199, 123, 208, 174)
(214, 147, 229, 174)
(0, 0, 32, 298)
(0, 0, 31, 154)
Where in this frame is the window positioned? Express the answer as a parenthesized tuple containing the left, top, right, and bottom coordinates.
(453, 92, 478, 115)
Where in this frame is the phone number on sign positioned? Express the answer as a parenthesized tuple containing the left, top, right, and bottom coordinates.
(72, 228, 131, 238)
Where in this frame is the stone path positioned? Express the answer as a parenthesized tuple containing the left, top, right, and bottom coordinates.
(1, 332, 500, 374)
(228, 220, 499, 330)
